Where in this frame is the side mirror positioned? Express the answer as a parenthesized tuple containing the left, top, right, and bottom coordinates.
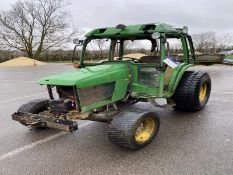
(151, 33, 160, 52)
(183, 26, 188, 34)
(72, 37, 85, 64)
(73, 38, 84, 46)
(151, 32, 160, 39)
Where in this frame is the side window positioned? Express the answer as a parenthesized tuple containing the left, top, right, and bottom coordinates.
(165, 38, 184, 62)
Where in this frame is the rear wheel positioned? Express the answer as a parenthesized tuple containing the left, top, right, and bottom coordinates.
(17, 98, 49, 128)
(172, 71, 211, 111)
(108, 111, 160, 150)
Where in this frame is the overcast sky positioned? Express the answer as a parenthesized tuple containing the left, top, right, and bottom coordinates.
(2, 0, 233, 34)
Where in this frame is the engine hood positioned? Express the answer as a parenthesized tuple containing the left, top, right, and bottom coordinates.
(37, 63, 130, 88)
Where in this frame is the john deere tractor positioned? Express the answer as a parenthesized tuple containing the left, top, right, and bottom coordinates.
(12, 23, 211, 150)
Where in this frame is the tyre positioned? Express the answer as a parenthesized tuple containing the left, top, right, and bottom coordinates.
(172, 71, 211, 111)
(108, 111, 160, 150)
(17, 98, 49, 127)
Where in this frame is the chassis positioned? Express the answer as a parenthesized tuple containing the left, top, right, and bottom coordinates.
(12, 23, 211, 150)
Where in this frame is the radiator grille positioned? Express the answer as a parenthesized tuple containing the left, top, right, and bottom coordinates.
(78, 82, 115, 106)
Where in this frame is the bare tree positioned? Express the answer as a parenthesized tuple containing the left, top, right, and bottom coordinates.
(192, 32, 217, 53)
(124, 40, 135, 50)
(0, 49, 14, 62)
(0, 0, 76, 59)
(92, 39, 106, 59)
(217, 34, 233, 51)
(192, 32, 233, 54)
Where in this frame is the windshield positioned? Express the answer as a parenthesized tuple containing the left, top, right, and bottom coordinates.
(83, 39, 111, 64)
(81, 38, 161, 65)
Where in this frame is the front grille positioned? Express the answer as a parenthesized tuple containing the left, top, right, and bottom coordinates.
(56, 86, 75, 99)
(78, 82, 115, 106)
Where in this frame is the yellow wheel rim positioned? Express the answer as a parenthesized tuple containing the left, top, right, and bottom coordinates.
(135, 118, 156, 144)
(199, 83, 207, 102)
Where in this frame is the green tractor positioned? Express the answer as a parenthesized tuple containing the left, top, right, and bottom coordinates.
(12, 23, 211, 150)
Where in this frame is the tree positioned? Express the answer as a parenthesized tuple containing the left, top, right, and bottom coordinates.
(192, 32, 233, 54)
(217, 34, 233, 51)
(0, 49, 14, 63)
(192, 32, 216, 53)
(0, 0, 76, 59)
(92, 39, 107, 59)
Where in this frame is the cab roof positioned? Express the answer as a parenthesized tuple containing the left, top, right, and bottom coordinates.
(85, 23, 188, 39)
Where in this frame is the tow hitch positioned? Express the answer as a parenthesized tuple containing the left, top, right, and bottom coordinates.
(12, 112, 78, 132)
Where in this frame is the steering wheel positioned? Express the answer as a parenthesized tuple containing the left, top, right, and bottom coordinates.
(116, 57, 143, 63)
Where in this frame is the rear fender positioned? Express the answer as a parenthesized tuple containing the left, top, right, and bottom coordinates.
(167, 63, 194, 96)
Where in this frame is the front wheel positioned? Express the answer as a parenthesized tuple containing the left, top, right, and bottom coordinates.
(108, 111, 160, 150)
(17, 98, 49, 128)
(172, 71, 211, 111)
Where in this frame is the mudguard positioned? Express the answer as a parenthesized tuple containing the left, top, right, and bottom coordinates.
(166, 63, 194, 97)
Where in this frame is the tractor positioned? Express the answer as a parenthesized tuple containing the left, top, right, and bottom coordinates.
(12, 23, 211, 150)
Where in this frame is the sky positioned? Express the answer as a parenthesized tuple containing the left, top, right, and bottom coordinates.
(1, 0, 233, 34)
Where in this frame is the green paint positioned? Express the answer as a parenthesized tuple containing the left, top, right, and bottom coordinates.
(85, 23, 183, 39)
(37, 23, 195, 113)
(166, 63, 194, 97)
(37, 64, 130, 88)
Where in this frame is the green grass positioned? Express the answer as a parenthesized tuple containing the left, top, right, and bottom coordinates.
(225, 55, 233, 60)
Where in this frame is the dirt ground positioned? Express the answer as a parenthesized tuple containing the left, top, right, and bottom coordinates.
(0, 57, 46, 67)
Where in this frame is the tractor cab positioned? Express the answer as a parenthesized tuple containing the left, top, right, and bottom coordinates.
(72, 23, 196, 98)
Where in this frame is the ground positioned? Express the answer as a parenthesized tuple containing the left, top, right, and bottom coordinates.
(0, 64, 232, 175)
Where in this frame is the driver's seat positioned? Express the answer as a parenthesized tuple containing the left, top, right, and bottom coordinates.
(140, 56, 161, 64)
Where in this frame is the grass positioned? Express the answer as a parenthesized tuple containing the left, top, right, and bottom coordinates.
(225, 55, 233, 60)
